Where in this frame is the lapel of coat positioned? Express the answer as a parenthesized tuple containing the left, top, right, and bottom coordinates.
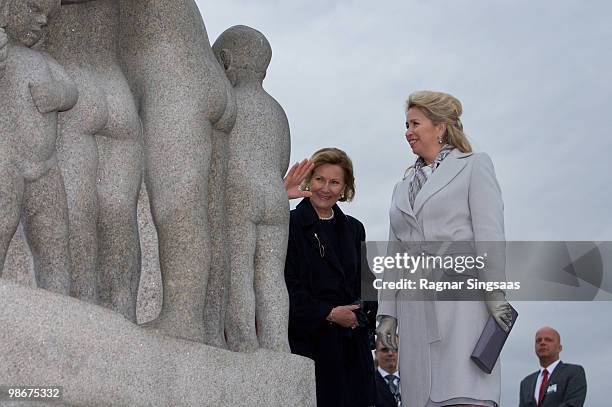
(547, 360, 564, 384)
(412, 149, 473, 216)
(521, 370, 539, 405)
(297, 199, 345, 276)
(376, 371, 398, 406)
(541, 361, 565, 405)
(393, 174, 416, 219)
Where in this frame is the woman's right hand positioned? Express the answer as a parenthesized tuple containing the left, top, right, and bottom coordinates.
(485, 289, 513, 333)
(284, 159, 314, 199)
(327, 304, 359, 328)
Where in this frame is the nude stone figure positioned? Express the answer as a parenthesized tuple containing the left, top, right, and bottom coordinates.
(44, 0, 143, 320)
(0, 0, 76, 294)
(118, 0, 236, 342)
(213, 26, 291, 353)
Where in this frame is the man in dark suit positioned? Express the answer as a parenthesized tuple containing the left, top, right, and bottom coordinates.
(375, 338, 401, 407)
(519, 326, 587, 407)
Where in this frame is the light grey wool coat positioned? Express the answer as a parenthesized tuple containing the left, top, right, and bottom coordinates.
(378, 149, 506, 407)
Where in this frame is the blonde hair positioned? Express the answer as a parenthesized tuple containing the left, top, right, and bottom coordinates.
(407, 91, 472, 153)
(304, 147, 355, 202)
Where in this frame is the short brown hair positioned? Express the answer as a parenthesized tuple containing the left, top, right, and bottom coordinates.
(304, 147, 355, 202)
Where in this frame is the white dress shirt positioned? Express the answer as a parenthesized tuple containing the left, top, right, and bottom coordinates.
(378, 367, 400, 379)
(534, 359, 561, 402)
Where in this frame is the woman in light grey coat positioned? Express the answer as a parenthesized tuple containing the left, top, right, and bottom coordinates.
(376, 91, 513, 407)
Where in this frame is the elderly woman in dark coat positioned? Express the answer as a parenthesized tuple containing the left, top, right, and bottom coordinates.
(284, 148, 376, 407)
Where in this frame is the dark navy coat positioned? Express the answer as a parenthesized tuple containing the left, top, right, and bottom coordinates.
(284, 198, 376, 407)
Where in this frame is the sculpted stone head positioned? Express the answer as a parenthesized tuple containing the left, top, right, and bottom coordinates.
(1, 0, 60, 47)
(212, 25, 271, 86)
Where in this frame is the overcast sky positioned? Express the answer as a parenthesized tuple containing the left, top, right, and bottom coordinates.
(199, 1, 612, 405)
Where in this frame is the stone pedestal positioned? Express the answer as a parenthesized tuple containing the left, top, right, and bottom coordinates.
(0, 280, 316, 406)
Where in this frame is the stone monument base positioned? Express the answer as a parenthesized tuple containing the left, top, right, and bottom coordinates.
(0, 280, 315, 406)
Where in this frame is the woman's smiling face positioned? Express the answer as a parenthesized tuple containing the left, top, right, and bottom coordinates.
(405, 106, 445, 163)
(309, 163, 345, 217)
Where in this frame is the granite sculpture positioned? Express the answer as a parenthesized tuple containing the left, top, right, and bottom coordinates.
(2, 0, 295, 355)
(118, 0, 237, 343)
(0, 1, 315, 403)
(212, 25, 291, 353)
(0, 0, 75, 295)
(47, 0, 144, 321)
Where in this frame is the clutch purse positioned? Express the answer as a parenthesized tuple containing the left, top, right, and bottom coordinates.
(470, 304, 519, 374)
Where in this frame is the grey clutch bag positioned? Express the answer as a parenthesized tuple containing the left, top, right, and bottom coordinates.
(470, 304, 518, 374)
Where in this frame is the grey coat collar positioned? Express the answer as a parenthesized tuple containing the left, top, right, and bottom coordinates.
(396, 149, 473, 217)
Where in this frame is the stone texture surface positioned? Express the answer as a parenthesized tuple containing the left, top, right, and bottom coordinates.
(3, 225, 35, 289)
(212, 26, 291, 353)
(0, 280, 316, 406)
(135, 184, 163, 324)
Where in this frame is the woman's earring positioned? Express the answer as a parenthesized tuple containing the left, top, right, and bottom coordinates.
(340, 192, 345, 199)
(438, 136, 444, 144)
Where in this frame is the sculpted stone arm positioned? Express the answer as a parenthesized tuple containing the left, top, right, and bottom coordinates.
(468, 152, 512, 332)
(29, 55, 78, 114)
(0, 28, 7, 79)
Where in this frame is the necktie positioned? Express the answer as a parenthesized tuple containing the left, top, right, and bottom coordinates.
(538, 368, 549, 405)
(385, 374, 401, 406)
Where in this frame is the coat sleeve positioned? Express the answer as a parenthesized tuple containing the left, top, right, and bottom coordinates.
(468, 152, 507, 283)
(377, 182, 401, 319)
(559, 365, 587, 407)
(356, 219, 377, 308)
(284, 227, 333, 337)
(356, 219, 378, 347)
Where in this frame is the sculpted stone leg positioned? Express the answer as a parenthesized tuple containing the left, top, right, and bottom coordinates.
(21, 165, 71, 295)
(139, 100, 212, 342)
(203, 128, 230, 348)
(254, 221, 290, 353)
(0, 162, 24, 274)
(96, 135, 143, 322)
(225, 219, 258, 352)
(56, 128, 99, 302)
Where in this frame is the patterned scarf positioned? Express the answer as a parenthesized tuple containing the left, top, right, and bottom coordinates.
(408, 144, 455, 207)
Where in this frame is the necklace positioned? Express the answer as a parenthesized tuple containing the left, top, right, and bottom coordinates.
(319, 209, 334, 220)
